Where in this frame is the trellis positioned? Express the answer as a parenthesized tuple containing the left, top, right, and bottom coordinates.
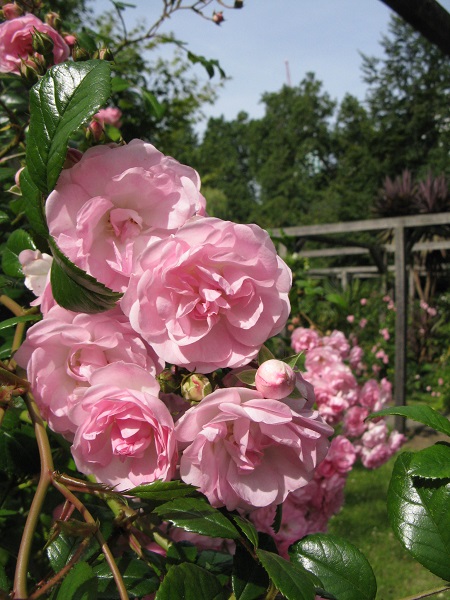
(272, 212, 450, 432)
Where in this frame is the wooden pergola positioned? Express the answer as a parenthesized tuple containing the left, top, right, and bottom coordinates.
(272, 212, 450, 432)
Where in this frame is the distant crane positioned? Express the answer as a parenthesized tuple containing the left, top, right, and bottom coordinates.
(285, 59, 292, 87)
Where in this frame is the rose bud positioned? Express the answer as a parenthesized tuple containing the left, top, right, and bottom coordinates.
(255, 359, 296, 399)
(181, 373, 212, 403)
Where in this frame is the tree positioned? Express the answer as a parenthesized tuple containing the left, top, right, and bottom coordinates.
(361, 15, 450, 179)
(247, 73, 336, 228)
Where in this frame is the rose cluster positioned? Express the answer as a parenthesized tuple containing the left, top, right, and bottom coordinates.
(243, 327, 405, 556)
(16, 139, 333, 513)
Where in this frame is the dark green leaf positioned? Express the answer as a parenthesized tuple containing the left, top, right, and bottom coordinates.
(0, 563, 10, 592)
(167, 541, 198, 563)
(19, 167, 48, 236)
(2, 229, 36, 277)
(49, 239, 122, 313)
(369, 406, 450, 437)
(0, 211, 9, 224)
(154, 498, 241, 540)
(27, 60, 111, 194)
(155, 562, 227, 600)
(232, 515, 259, 548)
(110, 76, 131, 92)
(283, 352, 305, 370)
(0, 314, 41, 331)
(232, 544, 268, 600)
(258, 345, 275, 364)
(94, 557, 159, 598)
(196, 550, 233, 578)
(126, 480, 198, 501)
(55, 561, 97, 600)
(235, 369, 256, 386)
(291, 533, 377, 600)
(388, 452, 450, 580)
(255, 549, 316, 600)
(47, 532, 80, 572)
(408, 443, 450, 479)
(142, 89, 166, 120)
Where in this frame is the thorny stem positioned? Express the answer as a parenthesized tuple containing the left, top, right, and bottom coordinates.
(51, 479, 130, 600)
(13, 393, 54, 599)
(400, 586, 450, 600)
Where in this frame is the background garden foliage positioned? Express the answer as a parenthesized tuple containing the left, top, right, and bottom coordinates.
(0, 1, 449, 600)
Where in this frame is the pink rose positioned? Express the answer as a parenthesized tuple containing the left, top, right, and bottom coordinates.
(343, 406, 369, 438)
(121, 217, 291, 372)
(358, 379, 387, 412)
(92, 107, 123, 128)
(316, 435, 356, 477)
(304, 346, 342, 373)
(348, 345, 364, 370)
(72, 365, 177, 490)
(0, 14, 69, 74)
(14, 305, 163, 439)
(175, 387, 332, 511)
(358, 443, 392, 469)
(291, 327, 320, 353)
(322, 330, 350, 359)
(46, 139, 206, 291)
(255, 359, 296, 399)
(19, 249, 55, 313)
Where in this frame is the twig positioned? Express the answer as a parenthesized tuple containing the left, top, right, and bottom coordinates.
(13, 393, 54, 599)
(399, 586, 450, 600)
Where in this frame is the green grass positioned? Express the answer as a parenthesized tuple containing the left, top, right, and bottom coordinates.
(327, 456, 450, 600)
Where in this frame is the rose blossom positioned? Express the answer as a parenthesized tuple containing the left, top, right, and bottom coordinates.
(91, 107, 123, 129)
(322, 330, 350, 359)
(0, 14, 69, 74)
(175, 387, 333, 511)
(343, 406, 369, 438)
(72, 365, 177, 490)
(46, 139, 207, 291)
(255, 359, 296, 399)
(291, 327, 320, 353)
(19, 249, 55, 313)
(121, 217, 291, 372)
(14, 305, 163, 439)
(316, 435, 356, 477)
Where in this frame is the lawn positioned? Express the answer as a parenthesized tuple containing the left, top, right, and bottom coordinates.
(327, 436, 450, 600)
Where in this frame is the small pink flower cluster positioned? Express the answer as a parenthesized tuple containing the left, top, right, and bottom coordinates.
(245, 326, 405, 556)
(17, 140, 334, 513)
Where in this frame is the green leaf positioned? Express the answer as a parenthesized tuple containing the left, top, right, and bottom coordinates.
(258, 344, 275, 364)
(126, 480, 198, 501)
(0, 211, 9, 224)
(27, 60, 111, 194)
(0, 563, 10, 592)
(369, 405, 450, 437)
(325, 292, 348, 309)
(232, 515, 259, 548)
(408, 443, 450, 479)
(110, 76, 131, 92)
(0, 314, 41, 331)
(2, 229, 36, 277)
(156, 563, 227, 600)
(19, 167, 48, 236)
(291, 533, 377, 600)
(235, 369, 256, 386)
(255, 549, 316, 600)
(47, 532, 80, 572)
(388, 452, 450, 580)
(94, 557, 159, 598)
(49, 239, 122, 313)
(142, 89, 166, 120)
(232, 544, 269, 600)
(283, 352, 305, 370)
(154, 498, 241, 540)
(55, 562, 97, 600)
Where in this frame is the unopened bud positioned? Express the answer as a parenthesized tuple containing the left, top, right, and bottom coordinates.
(255, 359, 296, 399)
(2, 2, 22, 19)
(31, 27, 54, 57)
(157, 368, 182, 394)
(92, 47, 114, 61)
(45, 11, 61, 30)
(63, 148, 83, 169)
(72, 45, 90, 62)
(234, 0, 243, 7)
(212, 11, 224, 25)
(87, 119, 104, 143)
(64, 34, 77, 47)
(181, 373, 212, 403)
(19, 58, 40, 84)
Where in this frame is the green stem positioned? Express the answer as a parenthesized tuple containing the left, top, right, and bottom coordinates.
(51, 479, 129, 600)
(399, 585, 450, 600)
(13, 394, 54, 599)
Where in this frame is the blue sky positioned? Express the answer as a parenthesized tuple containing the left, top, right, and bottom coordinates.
(94, 0, 450, 126)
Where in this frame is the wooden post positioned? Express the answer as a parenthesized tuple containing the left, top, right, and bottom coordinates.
(394, 226, 407, 433)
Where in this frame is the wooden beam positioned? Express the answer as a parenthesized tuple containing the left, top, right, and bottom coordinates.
(380, 0, 450, 58)
(271, 212, 450, 238)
